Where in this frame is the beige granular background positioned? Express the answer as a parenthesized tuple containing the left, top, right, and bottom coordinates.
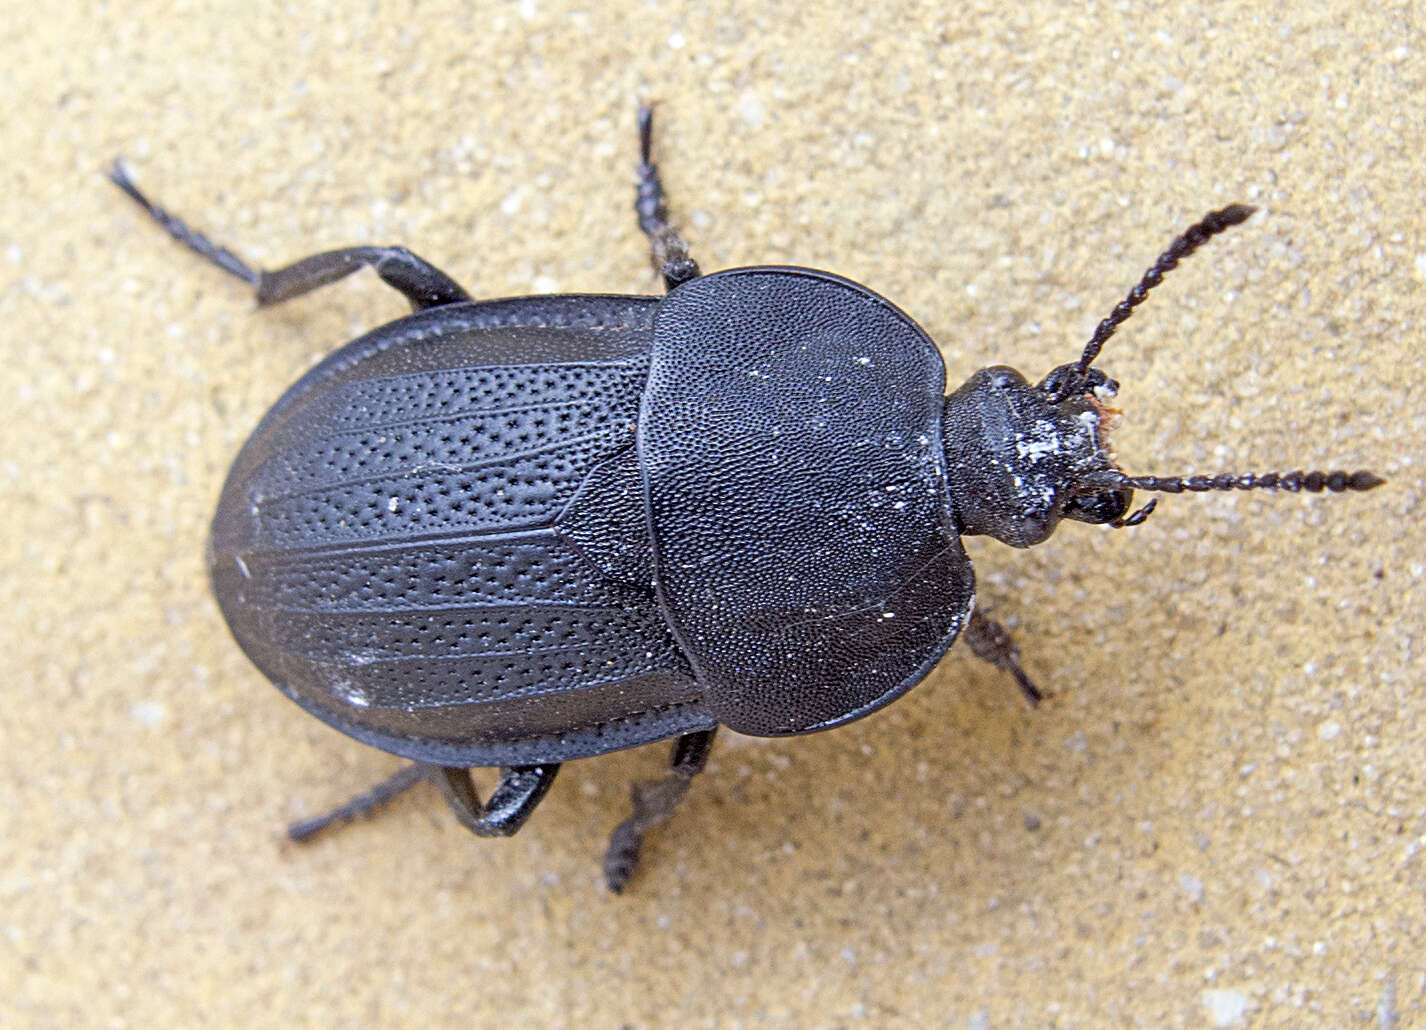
(3, 3, 1422, 1027)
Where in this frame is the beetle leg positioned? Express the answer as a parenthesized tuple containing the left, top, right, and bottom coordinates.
(287, 761, 431, 841)
(603, 727, 717, 893)
(432, 764, 560, 837)
(963, 610, 1046, 707)
(253, 246, 471, 310)
(633, 104, 701, 292)
(107, 161, 472, 311)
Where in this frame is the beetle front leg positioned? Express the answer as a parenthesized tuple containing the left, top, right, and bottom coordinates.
(633, 104, 701, 292)
(432, 764, 560, 837)
(603, 728, 717, 893)
(963, 610, 1045, 706)
(107, 162, 472, 311)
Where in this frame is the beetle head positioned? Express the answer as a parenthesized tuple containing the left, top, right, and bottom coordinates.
(942, 205, 1384, 548)
(941, 364, 1134, 547)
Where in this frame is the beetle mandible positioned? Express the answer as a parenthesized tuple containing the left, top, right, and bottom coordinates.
(110, 106, 1383, 892)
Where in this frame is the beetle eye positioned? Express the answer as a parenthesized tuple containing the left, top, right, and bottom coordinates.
(1036, 364, 1118, 400)
(1063, 488, 1133, 525)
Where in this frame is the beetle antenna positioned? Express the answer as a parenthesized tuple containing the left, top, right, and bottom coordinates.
(1050, 205, 1257, 401)
(1082, 468, 1385, 496)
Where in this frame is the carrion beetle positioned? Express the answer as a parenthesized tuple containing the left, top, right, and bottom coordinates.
(109, 106, 1382, 891)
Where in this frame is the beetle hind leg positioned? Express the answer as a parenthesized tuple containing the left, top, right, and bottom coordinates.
(287, 761, 432, 841)
(603, 728, 717, 893)
(963, 610, 1046, 707)
(432, 764, 560, 837)
(633, 104, 701, 292)
(253, 246, 471, 310)
(107, 161, 472, 311)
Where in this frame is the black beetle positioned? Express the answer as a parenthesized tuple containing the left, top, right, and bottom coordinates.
(110, 107, 1382, 891)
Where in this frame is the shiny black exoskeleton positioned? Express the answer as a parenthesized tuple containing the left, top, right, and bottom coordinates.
(110, 107, 1382, 892)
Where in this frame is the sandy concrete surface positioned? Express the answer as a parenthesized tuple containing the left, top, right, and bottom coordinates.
(2, 2, 1422, 1027)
